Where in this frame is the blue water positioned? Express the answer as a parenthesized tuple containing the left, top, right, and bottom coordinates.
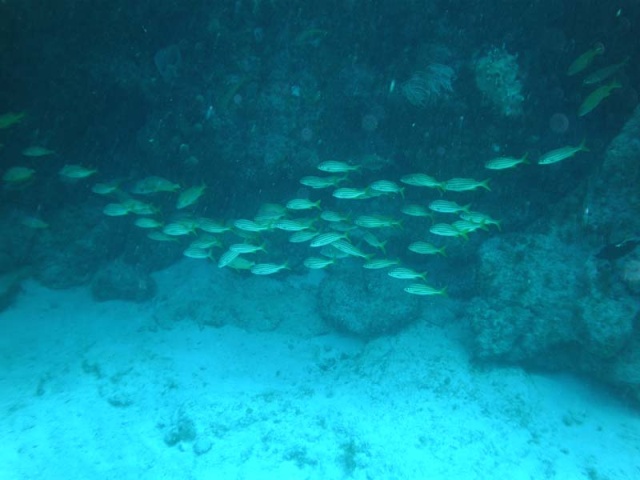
(1, 2, 639, 478)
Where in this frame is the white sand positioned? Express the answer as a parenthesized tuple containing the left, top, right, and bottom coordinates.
(1, 261, 639, 480)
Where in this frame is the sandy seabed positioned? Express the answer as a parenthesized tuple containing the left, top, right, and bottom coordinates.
(1, 261, 639, 480)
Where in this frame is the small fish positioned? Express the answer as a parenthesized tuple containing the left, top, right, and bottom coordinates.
(227, 256, 255, 271)
(400, 173, 443, 189)
(197, 218, 231, 233)
(0, 111, 26, 129)
(22, 146, 55, 157)
(354, 215, 402, 229)
(317, 160, 360, 173)
(368, 180, 404, 197)
(229, 243, 266, 254)
(218, 249, 240, 268)
(183, 246, 212, 260)
(388, 267, 426, 281)
(289, 230, 319, 243)
(190, 235, 221, 249)
(59, 164, 97, 179)
(583, 57, 629, 85)
(234, 219, 271, 232)
(578, 80, 622, 117)
(401, 204, 432, 218)
(567, 43, 605, 76)
(362, 232, 387, 253)
(404, 283, 447, 296)
(134, 217, 163, 229)
(20, 215, 48, 229)
(452, 219, 487, 233)
(459, 211, 501, 231)
(163, 222, 195, 236)
(429, 200, 470, 214)
(92, 180, 120, 195)
(300, 175, 345, 189)
(331, 240, 371, 259)
(363, 258, 400, 269)
(319, 245, 349, 259)
(310, 232, 348, 247)
(332, 187, 368, 200)
(122, 199, 157, 216)
(320, 210, 349, 223)
(177, 184, 206, 209)
(3, 166, 35, 183)
(303, 256, 335, 269)
(273, 218, 313, 232)
(103, 203, 130, 217)
(484, 153, 529, 170)
(131, 176, 180, 194)
(408, 241, 446, 256)
(443, 177, 490, 192)
(250, 262, 289, 275)
(286, 198, 321, 210)
(429, 223, 468, 240)
(538, 139, 588, 165)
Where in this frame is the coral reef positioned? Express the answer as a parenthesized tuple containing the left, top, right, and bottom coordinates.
(468, 232, 637, 381)
(474, 47, 524, 117)
(400, 64, 455, 107)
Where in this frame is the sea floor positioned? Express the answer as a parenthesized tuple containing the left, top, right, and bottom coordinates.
(1, 261, 639, 480)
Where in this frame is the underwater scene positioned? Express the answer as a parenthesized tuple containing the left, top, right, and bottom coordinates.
(1, 1, 640, 478)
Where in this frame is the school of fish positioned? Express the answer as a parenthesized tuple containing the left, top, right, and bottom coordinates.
(0, 44, 629, 298)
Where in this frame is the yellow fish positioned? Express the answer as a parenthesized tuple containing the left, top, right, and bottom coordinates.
(368, 180, 404, 197)
(177, 184, 206, 209)
(354, 215, 401, 229)
(3, 166, 35, 183)
(103, 203, 130, 217)
(134, 218, 163, 229)
(408, 241, 446, 256)
(429, 200, 470, 214)
(388, 267, 426, 281)
(404, 283, 447, 296)
(229, 242, 266, 254)
(578, 80, 621, 117)
(22, 146, 55, 157)
(303, 257, 335, 269)
(567, 43, 605, 76)
(20, 215, 49, 229)
(443, 177, 490, 192)
(583, 57, 629, 85)
(538, 140, 588, 165)
(59, 164, 97, 179)
(0, 112, 26, 129)
(332, 187, 368, 199)
(92, 180, 121, 195)
(484, 153, 529, 170)
(400, 173, 444, 190)
(429, 223, 468, 240)
(286, 198, 321, 210)
(132, 176, 180, 194)
(250, 262, 289, 275)
(317, 160, 360, 173)
(363, 258, 400, 270)
(300, 175, 345, 189)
